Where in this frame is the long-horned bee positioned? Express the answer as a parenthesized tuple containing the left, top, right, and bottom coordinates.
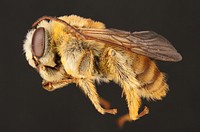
(23, 15, 182, 127)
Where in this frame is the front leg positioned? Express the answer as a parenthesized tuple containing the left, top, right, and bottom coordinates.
(77, 78, 117, 115)
(42, 78, 76, 91)
(35, 63, 75, 91)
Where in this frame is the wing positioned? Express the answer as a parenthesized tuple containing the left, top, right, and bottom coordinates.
(80, 28, 182, 62)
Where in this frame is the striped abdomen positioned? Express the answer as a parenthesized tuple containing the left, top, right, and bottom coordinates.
(132, 54, 169, 100)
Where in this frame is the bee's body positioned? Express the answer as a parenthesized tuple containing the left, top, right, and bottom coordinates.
(24, 15, 181, 126)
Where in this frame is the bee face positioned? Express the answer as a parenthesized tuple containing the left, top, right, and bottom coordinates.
(23, 22, 57, 69)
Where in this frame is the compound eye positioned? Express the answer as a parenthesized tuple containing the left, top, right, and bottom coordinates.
(32, 27, 45, 58)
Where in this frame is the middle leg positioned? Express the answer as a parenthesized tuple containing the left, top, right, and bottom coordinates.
(77, 78, 117, 115)
(77, 50, 116, 114)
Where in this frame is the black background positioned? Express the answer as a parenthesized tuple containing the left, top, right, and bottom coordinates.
(1, 0, 200, 132)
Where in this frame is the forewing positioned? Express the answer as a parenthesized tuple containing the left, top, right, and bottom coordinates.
(80, 28, 182, 62)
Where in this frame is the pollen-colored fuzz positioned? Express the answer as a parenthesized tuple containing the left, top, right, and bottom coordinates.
(132, 54, 169, 100)
(23, 14, 181, 128)
(58, 15, 105, 29)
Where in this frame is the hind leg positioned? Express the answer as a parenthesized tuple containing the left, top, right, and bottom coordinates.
(117, 86, 149, 127)
(100, 48, 149, 127)
(118, 106, 149, 127)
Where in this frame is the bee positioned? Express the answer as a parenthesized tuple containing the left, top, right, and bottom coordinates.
(23, 15, 182, 127)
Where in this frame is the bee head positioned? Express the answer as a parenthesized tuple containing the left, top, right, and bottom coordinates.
(23, 21, 57, 69)
(24, 16, 79, 70)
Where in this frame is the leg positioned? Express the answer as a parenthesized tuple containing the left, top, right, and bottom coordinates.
(125, 88, 141, 120)
(99, 97, 111, 109)
(100, 48, 148, 126)
(117, 106, 149, 127)
(78, 50, 115, 113)
(77, 78, 117, 115)
(42, 78, 76, 91)
(117, 88, 149, 127)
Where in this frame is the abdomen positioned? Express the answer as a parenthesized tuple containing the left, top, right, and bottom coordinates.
(131, 53, 169, 100)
